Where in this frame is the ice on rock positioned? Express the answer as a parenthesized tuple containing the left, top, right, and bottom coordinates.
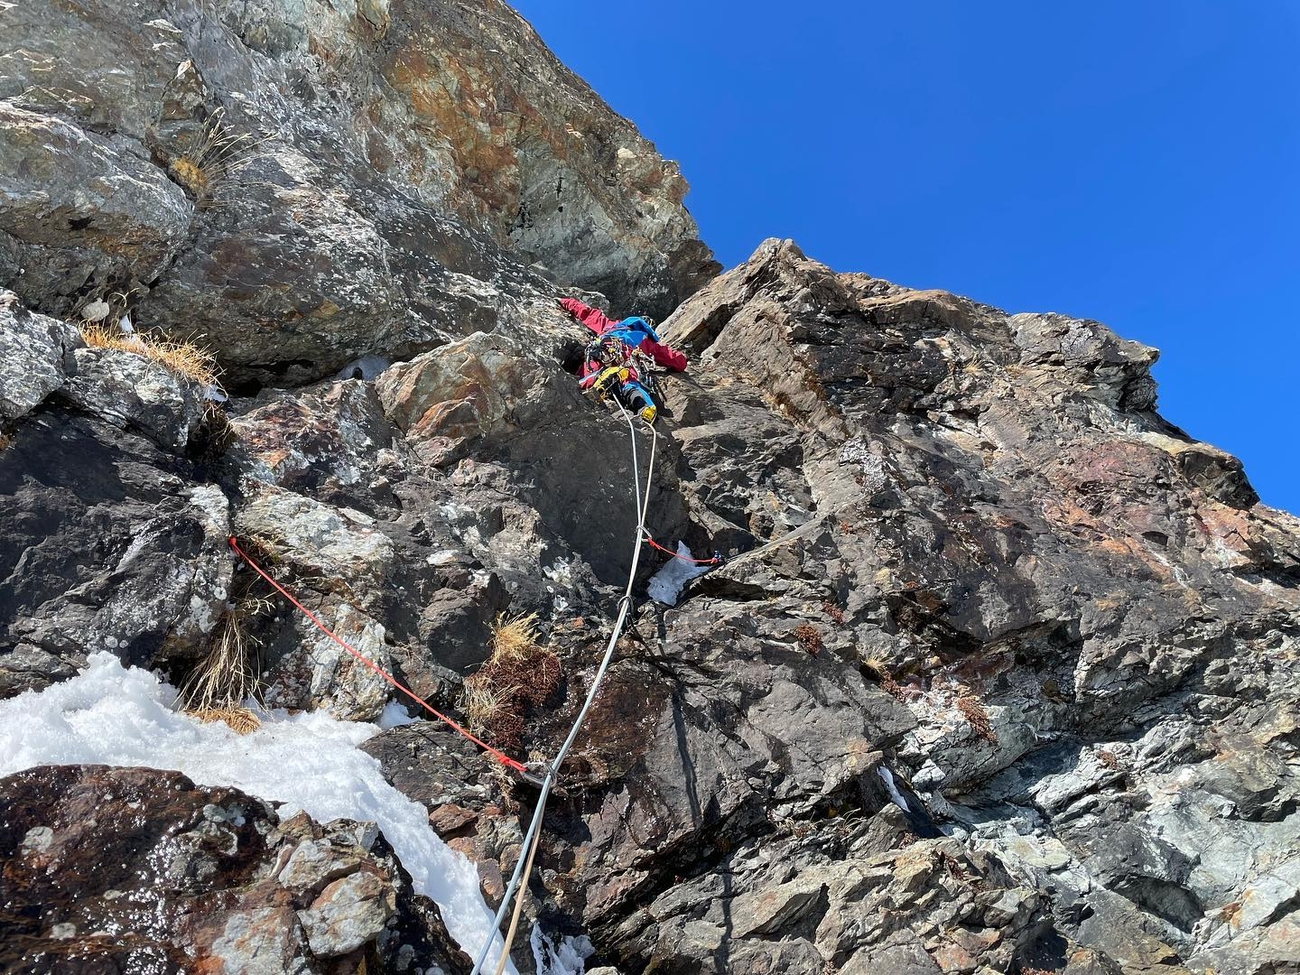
(531, 924, 594, 975)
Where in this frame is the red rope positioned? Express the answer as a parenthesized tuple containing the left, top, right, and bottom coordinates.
(641, 533, 723, 565)
(227, 537, 527, 773)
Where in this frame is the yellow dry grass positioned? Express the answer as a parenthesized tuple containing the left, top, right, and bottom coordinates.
(180, 602, 264, 727)
(463, 678, 509, 739)
(191, 705, 262, 735)
(167, 107, 268, 203)
(488, 612, 541, 664)
(80, 324, 222, 391)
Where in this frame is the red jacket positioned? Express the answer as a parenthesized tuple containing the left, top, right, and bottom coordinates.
(560, 298, 688, 376)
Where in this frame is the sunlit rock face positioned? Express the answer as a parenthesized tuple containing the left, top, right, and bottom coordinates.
(0, 0, 717, 384)
(2, 1, 1299, 973)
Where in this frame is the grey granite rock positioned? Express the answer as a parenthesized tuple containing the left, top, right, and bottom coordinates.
(0, 0, 717, 383)
(0, 291, 81, 420)
(1, 5, 1297, 972)
(60, 345, 207, 452)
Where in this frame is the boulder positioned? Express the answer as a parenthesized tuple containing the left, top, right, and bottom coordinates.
(0, 414, 232, 697)
(0, 292, 82, 420)
(60, 345, 207, 452)
(0, 765, 466, 973)
(0, 104, 190, 313)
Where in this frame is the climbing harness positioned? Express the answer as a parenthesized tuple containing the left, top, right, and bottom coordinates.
(226, 537, 529, 775)
(469, 402, 659, 975)
(590, 364, 629, 400)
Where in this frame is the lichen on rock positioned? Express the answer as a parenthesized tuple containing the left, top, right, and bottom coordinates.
(1, 3, 1298, 974)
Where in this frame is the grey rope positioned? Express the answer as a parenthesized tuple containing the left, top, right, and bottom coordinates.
(471, 405, 659, 975)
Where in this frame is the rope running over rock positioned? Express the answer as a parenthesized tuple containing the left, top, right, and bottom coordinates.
(472, 403, 659, 975)
(226, 536, 528, 774)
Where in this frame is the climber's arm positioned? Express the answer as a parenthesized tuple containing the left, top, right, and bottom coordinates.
(559, 297, 617, 335)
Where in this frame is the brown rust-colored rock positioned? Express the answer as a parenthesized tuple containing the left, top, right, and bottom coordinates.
(0, 764, 465, 974)
(0, 0, 716, 384)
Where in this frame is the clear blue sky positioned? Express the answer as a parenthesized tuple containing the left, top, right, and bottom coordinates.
(513, 1, 1299, 513)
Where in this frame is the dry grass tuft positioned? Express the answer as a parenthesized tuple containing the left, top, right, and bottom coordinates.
(463, 612, 560, 752)
(181, 613, 258, 712)
(957, 689, 998, 744)
(488, 612, 541, 663)
(167, 108, 268, 205)
(794, 623, 823, 657)
(81, 324, 223, 391)
(180, 593, 273, 728)
(191, 705, 262, 735)
(863, 656, 908, 701)
(192, 399, 236, 465)
(0, 430, 11, 452)
(821, 601, 846, 626)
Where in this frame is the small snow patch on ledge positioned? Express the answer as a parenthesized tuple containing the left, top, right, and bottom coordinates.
(646, 542, 713, 606)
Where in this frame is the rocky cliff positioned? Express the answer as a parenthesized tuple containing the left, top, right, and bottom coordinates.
(0, 0, 717, 386)
(2, 3, 1298, 975)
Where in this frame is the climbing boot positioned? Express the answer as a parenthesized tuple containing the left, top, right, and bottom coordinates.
(639, 403, 657, 424)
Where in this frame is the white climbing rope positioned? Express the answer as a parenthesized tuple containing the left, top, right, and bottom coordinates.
(471, 404, 659, 975)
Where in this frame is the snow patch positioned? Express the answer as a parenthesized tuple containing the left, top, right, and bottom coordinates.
(377, 700, 417, 729)
(335, 355, 391, 381)
(531, 924, 594, 975)
(878, 766, 911, 813)
(646, 542, 712, 606)
(0, 653, 516, 974)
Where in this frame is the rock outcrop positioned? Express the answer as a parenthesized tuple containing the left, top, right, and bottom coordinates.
(2, 3, 1297, 974)
(0, 0, 716, 385)
(335, 238, 1290, 974)
(5, 236, 1298, 974)
(0, 764, 468, 973)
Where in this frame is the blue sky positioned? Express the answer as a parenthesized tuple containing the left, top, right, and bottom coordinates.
(513, 1, 1299, 513)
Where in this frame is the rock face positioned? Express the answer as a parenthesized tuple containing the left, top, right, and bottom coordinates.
(2, 3, 1298, 974)
(0, 764, 468, 974)
(0, 0, 716, 386)
(0, 292, 82, 420)
(352, 242, 1300, 974)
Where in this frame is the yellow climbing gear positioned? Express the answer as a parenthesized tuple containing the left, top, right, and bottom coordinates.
(592, 365, 629, 399)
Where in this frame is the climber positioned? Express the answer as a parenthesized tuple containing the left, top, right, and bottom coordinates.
(559, 297, 687, 423)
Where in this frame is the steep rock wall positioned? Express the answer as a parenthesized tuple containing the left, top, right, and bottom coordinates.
(1, 3, 1297, 973)
(0, 0, 717, 384)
